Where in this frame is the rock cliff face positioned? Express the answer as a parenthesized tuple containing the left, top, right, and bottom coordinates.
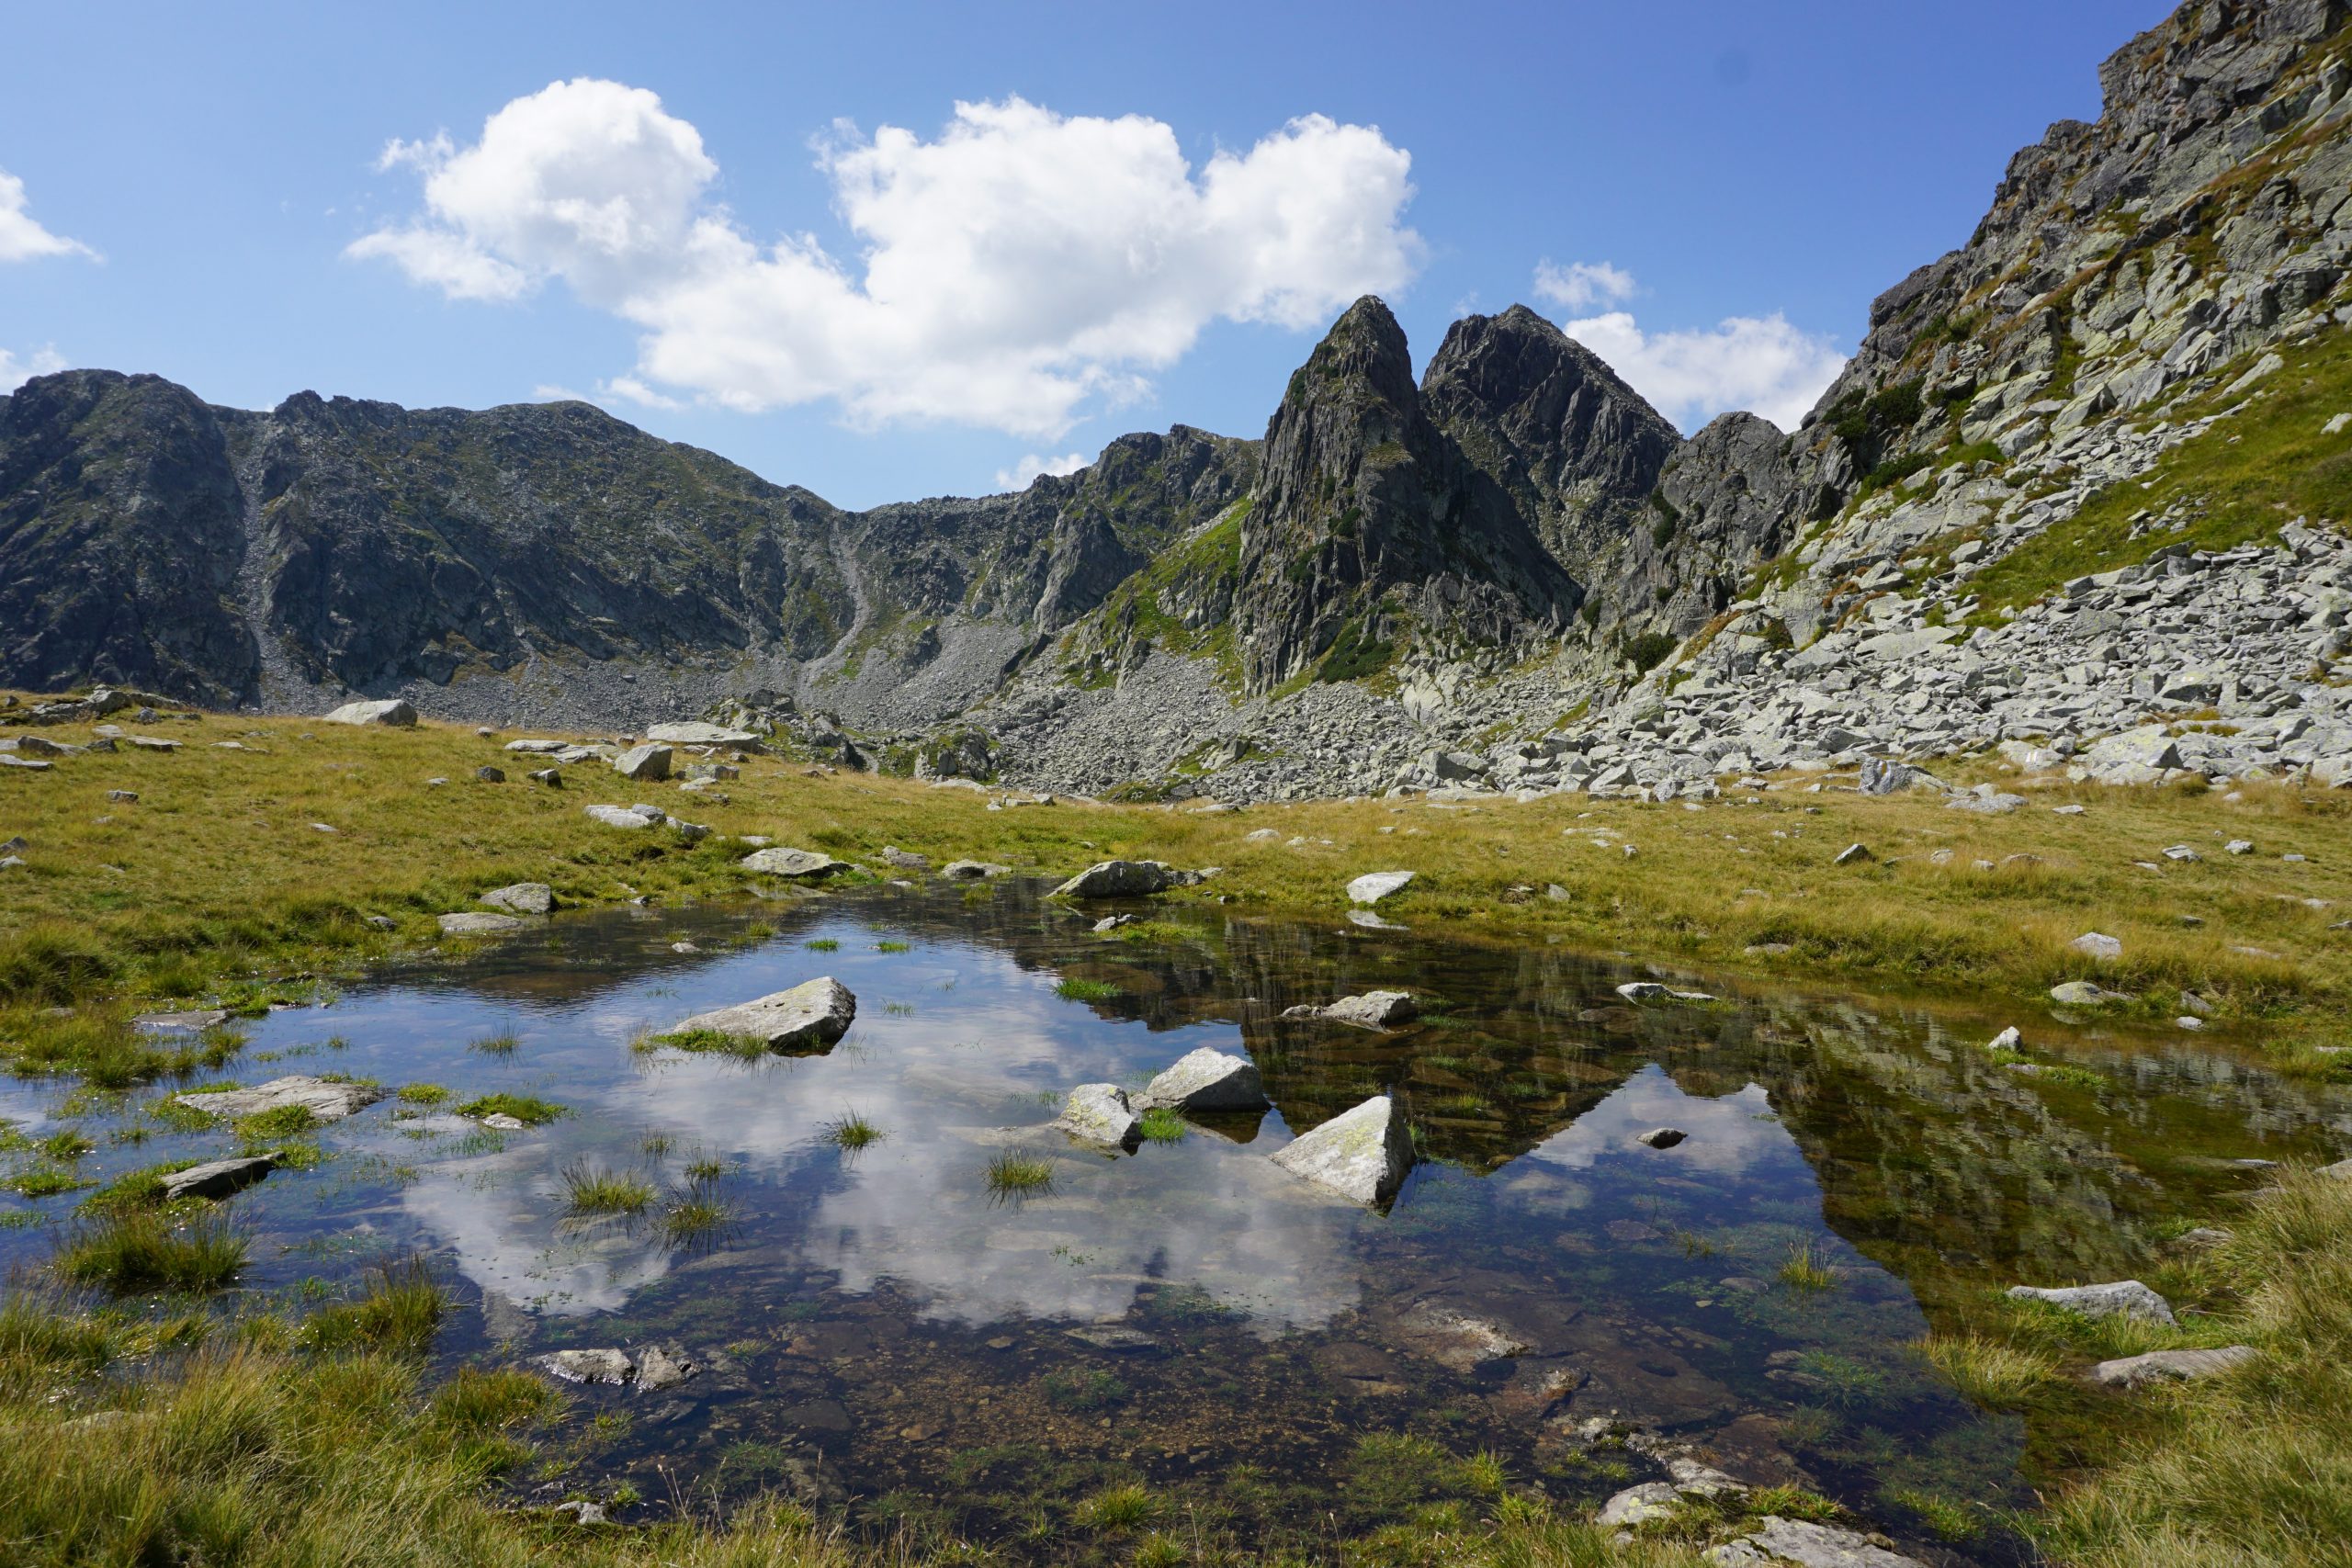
(6, 0, 2350, 803)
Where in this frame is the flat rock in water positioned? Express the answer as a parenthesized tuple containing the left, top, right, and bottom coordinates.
(136, 1009, 230, 1033)
(1055, 859, 1175, 897)
(1053, 1083, 1142, 1149)
(1707, 1516, 1930, 1566)
(2092, 1346, 2255, 1389)
(1346, 869, 1415, 904)
(1271, 1094, 1413, 1206)
(175, 1075, 382, 1122)
(1395, 1302, 1531, 1372)
(2007, 1279, 2176, 1325)
(634, 1344, 698, 1391)
(669, 977, 856, 1052)
(539, 1348, 635, 1384)
(1133, 1047, 1268, 1112)
(480, 882, 555, 916)
(741, 847, 846, 878)
(160, 1155, 277, 1201)
(1064, 1325, 1158, 1350)
(322, 699, 416, 727)
(438, 911, 526, 936)
(1285, 990, 1417, 1029)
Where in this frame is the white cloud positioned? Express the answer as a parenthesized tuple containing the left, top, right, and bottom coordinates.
(0, 169, 95, 263)
(1562, 305, 1844, 432)
(352, 81, 1422, 439)
(1532, 258, 1633, 311)
(0, 344, 67, 392)
(995, 450, 1090, 491)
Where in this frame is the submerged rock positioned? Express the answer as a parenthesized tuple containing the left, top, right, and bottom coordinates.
(1133, 1047, 1268, 1112)
(135, 1009, 230, 1033)
(175, 1076, 382, 1122)
(1284, 990, 1417, 1029)
(2007, 1279, 2176, 1325)
(1634, 1127, 1687, 1149)
(668, 977, 857, 1052)
(634, 1344, 699, 1392)
(538, 1348, 635, 1385)
(2091, 1346, 2255, 1389)
(741, 846, 846, 878)
(1271, 1094, 1413, 1206)
(160, 1155, 276, 1201)
(1053, 1083, 1142, 1149)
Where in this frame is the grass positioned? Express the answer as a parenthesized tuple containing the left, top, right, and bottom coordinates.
(467, 1032, 520, 1056)
(1, 1166, 89, 1199)
(1136, 1107, 1187, 1144)
(55, 1211, 245, 1294)
(1054, 976, 1122, 1002)
(1916, 1332, 2060, 1409)
(656, 1182, 736, 1247)
(397, 1082, 450, 1105)
(646, 1026, 764, 1058)
(558, 1161, 654, 1216)
(1778, 1240, 1837, 1292)
(455, 1093, 564, 1126)
(298, 1260, 446, 1354)
(1071, 1483, 1159, 1532)
(821, 1110, 883, 1150)
(985, 1149, 1055, 1197)
(805, 938, 841, 952)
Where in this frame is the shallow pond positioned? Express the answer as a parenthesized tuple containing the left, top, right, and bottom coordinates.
(5, 881, 2346, 1562)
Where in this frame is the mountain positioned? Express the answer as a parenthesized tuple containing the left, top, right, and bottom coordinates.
(6, 0, 2351, 801)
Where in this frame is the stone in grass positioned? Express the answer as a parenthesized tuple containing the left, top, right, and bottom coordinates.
(538, 1348, 635, 1385)
(1132, 1047, 1268, 1112)
(612, 743, 672, 782)
(1708, 1517, 1931, 1567)
(740, 846, 846, 878)
(2068, 931, 2123, 961)
(529, 768, 562, 788)
(1053, 1084, 1142, 1150)
(175, 1075, 382, 1122)
(1832, 843, 1872, 866)
(480, 882, 555, 916)
(2007, 1279, 2177, 1325)
(2051, 980, 2132, 1006)
(2091, 1346, 2256, 1389)
(1054, 859, 1175, 898)
(1271, 1094, 1413, 1207)
(666, 976, 857, 1052)
(1346, 870, 1415, 905)
(438, 911, 526, 937)
(941, 860, 1012, 880)
(1284, 990, 1418, 1029)
(1597, 1482, 1681, 1529)
(585, 803, 662, 829)
(1634, 1127, 1687, 1149)
(476, 765, 505, 784)
(160, 1155, 277, 1201)
(322, 699, 417, 727)
(1987, 1026, 2022, 1051)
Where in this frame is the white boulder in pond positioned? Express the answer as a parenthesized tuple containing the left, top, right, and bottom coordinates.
(175, 1076, 383, 1122)
(2092, 1346, 2255, 1389)
(612, 743, 673, 782)
(437, 911, 526, 936)
(1055, 860, 1174, 897)
(741, 846, 846, 878)
(668, 977, 856, 1051)
(1346, 870, 1415, 905)
(1053, 1084, 1142, 1149)
(322, 699, 416, 727)
(480, 882, 555, 916)
(1133, 1047, 1268, 1111)
(2007, 1279, 2177, 1325)
(1272, 1094, 1413, 1206)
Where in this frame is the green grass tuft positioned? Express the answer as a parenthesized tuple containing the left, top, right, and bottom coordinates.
(985, 1149, 1055, 1197)
(455, 1094, 564, 1126)
(1136, 1107, 1187, 1145)
(56, 1211, 245, 1294)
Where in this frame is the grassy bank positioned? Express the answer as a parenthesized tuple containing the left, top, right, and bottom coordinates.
(2, 704, 2348, 1074)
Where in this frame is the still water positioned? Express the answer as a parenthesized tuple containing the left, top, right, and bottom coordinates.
(4, 880, 2344, 1561)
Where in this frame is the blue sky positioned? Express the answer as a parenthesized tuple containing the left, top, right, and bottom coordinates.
(3, 0, 2165, 509)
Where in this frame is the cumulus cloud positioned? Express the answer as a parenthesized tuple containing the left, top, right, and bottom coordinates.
(995, 450, 1090, 491)
(0, 344, 67, 392)
(1562, 307, 1844, 433)
(1531, 258, 1633, 311)
(352, 81, 1422, 438)
(0, 169, 94, 263)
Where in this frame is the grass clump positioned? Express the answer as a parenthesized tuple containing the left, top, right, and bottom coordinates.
(985, 1149, 1055, 1197)
(873, 940, 911, 953)
(656, 1182, 736, 1247)
(821, 1110, 883, 1150)
(1778, 1240, 1837, 1292)
(805, 938, 841, 953)
(298, 1259, 446, 1355)
(56, 1211, 245, 1294)
(397, 1083, 450, 1105)
(235, 1103, 320, 1142)
(467, 1032, 520, 1056)
(455, 1094, 563, 1126)
(1054, 976, 1122, 1003)
(1917, 1332, 2059, 1409)
(2, 1166, 90, 1199)
(1136, 1107, 1187, 1145)
(1071, 1482, 1159, 1532)
(646, 1027, 763, 1059)
(558, 1162, 653, 1216)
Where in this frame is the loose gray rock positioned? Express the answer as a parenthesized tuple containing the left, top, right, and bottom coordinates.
(741, 847, 846, 878)
(175, 1076, 382, 1122)
(1832, 843, 1871, 866)
(539, 1348, 635, 1385)
(1597, 1482, 1681, 1529)
(159, 1155, 277, 1201)
(613, 743, 673, 782)
(1635, 1127, 1687, 1149)
(1285, 990, 1418, 1028)
(1346, 869, 1415, 904)
(667, 977, 856, 1052)
(480, 882, 555, 916)
(941, 860, 1011, 879)
(1053, 1083, 1142, 1149)
(323, 699, 417, 727)
(2007, 1279, 2177, 1325)
(2068, 931, 2123, 961)
(107, 789, 138, 803)
(879, 846, 932, 871)
(2091, 1346, 2255, 1389)
(585, 804, 662, 829)
(1133, 1047, 1268, 1112)
(634, 1344, 698, 1392)
(1706, 1516, 1930, 1567)
(645, 722, 763, 749)
(1271, 1093, 1413, 1206)
(2051, 979, 2131, 1005)
(438, 911, 526, 937)
(1054, 859, 1175, 897)
(529, 768, 562, 787)
(476, 765, 505, 783)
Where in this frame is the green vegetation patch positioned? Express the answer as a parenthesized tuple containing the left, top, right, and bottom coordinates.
(454, 1094, 564, 1126)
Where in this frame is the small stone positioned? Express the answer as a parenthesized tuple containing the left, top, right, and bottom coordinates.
(2068, 931, 2123, 961)
(1271, 1094, 1413, 1206)
(1832, 843, 1871, 866)
(438, 911, 526, 936)
(1285, 990, 1417, 1028)
(1987, 1025, 2021, 1051)
(1053, 1083, 1142, 1149)
(1054, 860, 1176, 897)
(159, 1155, 277, 1201)
(585, 804, 662, 829)
(175, 1075, 381, 1122)
(477, 765, 505, 783)
(633, 1344, 697, 1392)
(2162, 844, 2201, 863)
(740, 847, 845, 878)
(940, 860, 1012, 879)
(2091, 1346, 2255, 1389)
(539, 1348, 635, 1384)
(529, 768, 562, 787)
(1598, 1482, 1681, 1529)
(1347, 870, 1416, 904)
(2051, 979, 2132, 1006)
(481, 1113, 526, 1131)
(2007, 1280, 2176, 1325)
(479, 882, 554, 916)
(1634, 1127, 1687, 1149)
(2225, 840, 2254, 855)
(107, 789, 138, 803)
